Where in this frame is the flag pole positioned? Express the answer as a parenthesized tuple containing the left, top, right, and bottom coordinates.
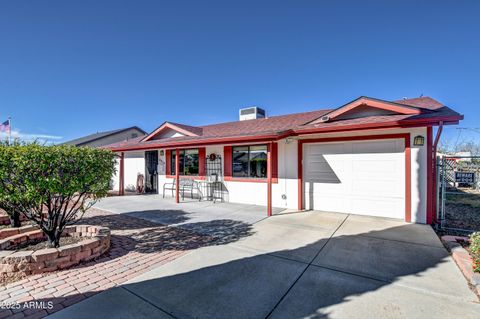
(8, 117, 11, 144)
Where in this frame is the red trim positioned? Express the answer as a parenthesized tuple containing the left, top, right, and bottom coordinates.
(165, 150, 171, 175)
(223, 143, 278, 184)
(426, 127, 433, 224)
(267, 142, 273, 217)
(143, 122, 199, 141)
(110, 116, 461, 152)
(175, 149, 180, 203)
(272, 142, 278, 179)
(199, 147, 206, 177)
(297, 141, 303, 210)
(318, 98, 421, 123)
(297, 133, 412, 222)
(296, 117, 461, 137)
(119, 152, 125, 196)
(113, 134, 283, 152)
(224, 146, 232, 177)
(224, 177, 278, 183)
(166, 147, 205, 179)
(167, 175, 206, 180)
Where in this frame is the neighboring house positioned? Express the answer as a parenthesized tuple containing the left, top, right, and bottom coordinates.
(104, 96, 463, 224)
(437, 151, 473, 162)
(62, 126, 147, 148)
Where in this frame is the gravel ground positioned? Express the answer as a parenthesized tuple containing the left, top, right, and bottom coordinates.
(441, 191, 480, 234)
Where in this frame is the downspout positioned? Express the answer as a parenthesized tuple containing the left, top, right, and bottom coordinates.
(432, 121, 444, 224)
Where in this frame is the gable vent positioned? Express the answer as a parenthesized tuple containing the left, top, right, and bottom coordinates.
(239, 106, 266, 121)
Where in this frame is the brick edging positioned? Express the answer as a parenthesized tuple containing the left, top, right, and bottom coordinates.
(441, 235, 480, 299)
(0, 225, 111, 276)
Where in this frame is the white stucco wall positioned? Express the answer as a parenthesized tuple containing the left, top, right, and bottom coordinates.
(122, 126, 429, 223)
(123, 151, 145, 192)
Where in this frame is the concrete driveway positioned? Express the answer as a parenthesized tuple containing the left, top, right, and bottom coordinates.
(49, 211, 480, 319)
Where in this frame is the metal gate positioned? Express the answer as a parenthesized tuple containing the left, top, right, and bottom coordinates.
(437, 156, 480, 233)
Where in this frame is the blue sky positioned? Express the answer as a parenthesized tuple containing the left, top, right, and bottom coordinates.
(0, 1, 479, 146)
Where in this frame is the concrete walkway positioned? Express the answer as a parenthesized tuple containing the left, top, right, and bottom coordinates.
(48, 211, 480, 319)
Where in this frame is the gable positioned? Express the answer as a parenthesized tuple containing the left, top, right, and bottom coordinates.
(149, 127, 186, 140)
(142, 122, 200, 141)
(334, 104, 398, 120)
(309, 97, 422, 124)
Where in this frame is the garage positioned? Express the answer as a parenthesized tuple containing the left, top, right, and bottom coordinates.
(302, 138, 407, 219)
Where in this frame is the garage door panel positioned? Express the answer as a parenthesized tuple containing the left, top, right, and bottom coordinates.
(304, 193, 348, 212)
(305, 158, 344, 183)
(351, 139, 402, 153)
(352, 181, 401, 197)
(303, 139, 405, 219)
(351, 198, 403, 219)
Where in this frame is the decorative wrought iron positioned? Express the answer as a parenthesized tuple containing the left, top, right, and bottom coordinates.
(201, 153, 226, 202)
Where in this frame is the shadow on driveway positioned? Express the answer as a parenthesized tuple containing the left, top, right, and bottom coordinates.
(46, 221, 480, 319)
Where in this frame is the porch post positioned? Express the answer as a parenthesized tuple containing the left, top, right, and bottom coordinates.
(267, 142, 273, 217)
(175, 149, 180, 203)
(119, 152, 125, 196)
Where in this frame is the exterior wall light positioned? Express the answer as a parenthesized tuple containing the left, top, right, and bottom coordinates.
(413, 135, 425, 146)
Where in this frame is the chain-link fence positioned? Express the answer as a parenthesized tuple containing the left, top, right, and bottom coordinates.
(437, 156, 480, 234)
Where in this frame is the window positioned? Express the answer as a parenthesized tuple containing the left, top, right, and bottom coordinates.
(171, 149, 199, 175)
(232, 145, 267, 178)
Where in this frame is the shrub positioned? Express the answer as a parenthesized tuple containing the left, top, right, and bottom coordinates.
(0, 143, 116, 247)
(471, 232, 480, 273)
(0, 141, 30, 227)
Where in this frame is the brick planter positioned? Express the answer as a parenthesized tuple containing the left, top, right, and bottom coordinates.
(0, 225, 110, 276)
(442, 235, 480, 299)
(0, 213, 28, 226)
(0, 224, 38, 240)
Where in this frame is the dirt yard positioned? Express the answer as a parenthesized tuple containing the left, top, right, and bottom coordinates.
(443, 190, 480, 233)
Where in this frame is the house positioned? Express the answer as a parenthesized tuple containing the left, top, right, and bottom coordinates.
(62, 126, 147, 148)
(104, 96, 463, 224)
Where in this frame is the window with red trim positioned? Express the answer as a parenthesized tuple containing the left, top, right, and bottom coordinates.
(224, 144, 278, 180)
(166, 148, 206, 177)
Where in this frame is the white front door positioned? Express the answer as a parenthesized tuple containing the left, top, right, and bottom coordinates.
(303, 139, 405, 219)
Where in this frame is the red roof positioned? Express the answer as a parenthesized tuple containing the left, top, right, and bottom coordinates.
(106, 96, 462, 151)
(395, 97, 445, 110)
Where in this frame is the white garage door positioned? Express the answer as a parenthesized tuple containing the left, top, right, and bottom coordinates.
(303, 139, 405, 219)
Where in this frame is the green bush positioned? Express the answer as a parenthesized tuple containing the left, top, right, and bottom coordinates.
(0, 140, 29, 227)
(471, 232, 480, 273)
(0, 142, 116, 247)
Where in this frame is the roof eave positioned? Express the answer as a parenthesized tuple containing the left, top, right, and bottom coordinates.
(109, 115, 462, 152)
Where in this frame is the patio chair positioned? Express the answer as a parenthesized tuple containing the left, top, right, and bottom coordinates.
(179, 179, 203, 201)
(163, 178, 176, 198)
(162, 178, 203, 201)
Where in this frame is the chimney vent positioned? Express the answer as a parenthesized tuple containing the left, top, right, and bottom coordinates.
(239, 106, 266, 121)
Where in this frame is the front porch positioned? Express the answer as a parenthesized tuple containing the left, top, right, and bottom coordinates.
(95, 195, 287, 235)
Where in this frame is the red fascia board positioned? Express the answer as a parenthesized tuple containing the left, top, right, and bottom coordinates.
(312, 97, 423, 124)
(110, 116, 461, 152)
(294, 116, 462, 136)
(111, 133, 287, 152)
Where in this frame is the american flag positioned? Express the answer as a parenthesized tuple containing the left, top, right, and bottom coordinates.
(0, 119, 10, 133)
